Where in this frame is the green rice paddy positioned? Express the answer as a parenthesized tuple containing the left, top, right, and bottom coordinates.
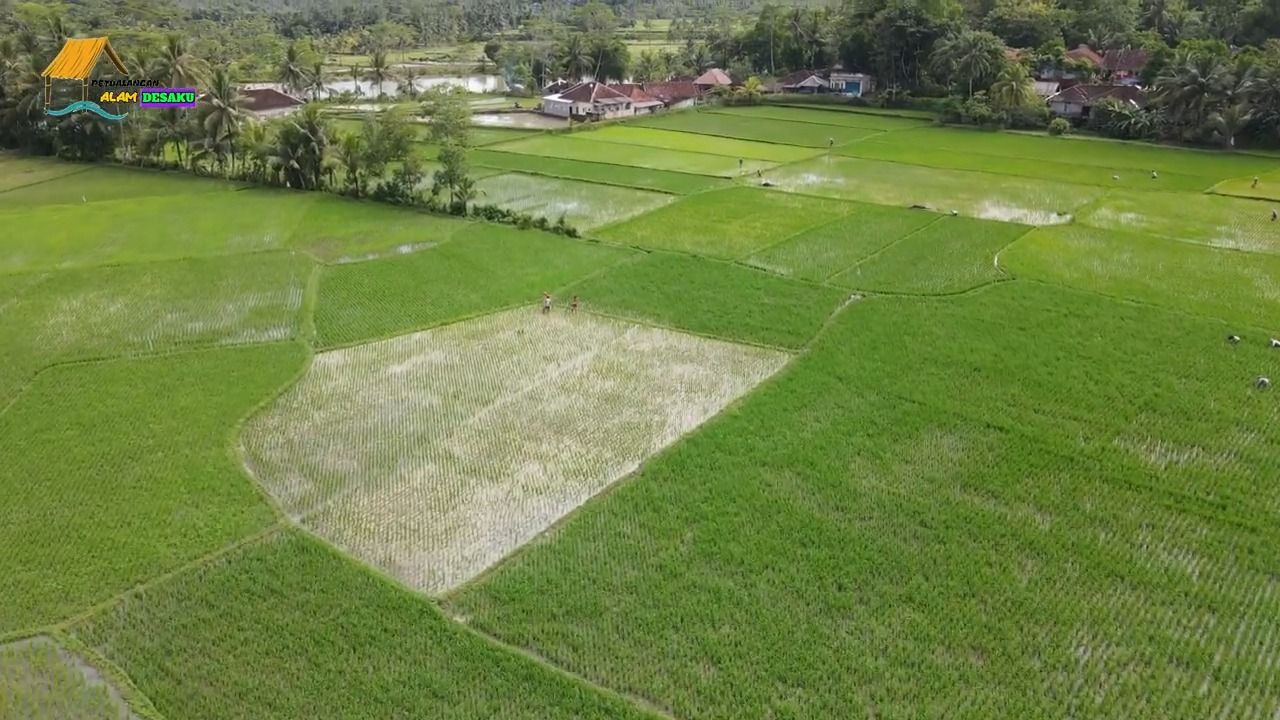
(3, 101, 1280, 719)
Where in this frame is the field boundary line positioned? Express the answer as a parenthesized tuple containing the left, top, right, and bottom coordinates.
(628, 117, 866, 151)
(470, 159, 713, 196)
(991, 225, 1036, 278)
(568, 127, 817, 164)
(51, 630, 168, 720)
(729, 199, 864, 263)
(0, 164, 95, 196)
(579, 306, 801, 353)
(483, 141, 749, 179)
(300, 259, 321, 345)
(824, 213, 948, 283)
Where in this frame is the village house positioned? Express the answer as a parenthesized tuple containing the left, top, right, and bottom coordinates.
(540, 81, 634, 120)
(775, 69, 827, 93)
(640, 80, 701, 110)
(771, 68, 875, 97)
(1050, 45, 1150, 86)
(239, 87, 305, 118)
(1046, 83, 1146, 120)
(607, 84, 666, 114)
(693, 68, 735, 93)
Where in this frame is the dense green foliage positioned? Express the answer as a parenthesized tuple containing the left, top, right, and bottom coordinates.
(74, 531, 659, 720)
(570, 251, 844, 348)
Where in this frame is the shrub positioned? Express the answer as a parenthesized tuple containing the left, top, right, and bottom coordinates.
(1048, 117, 1071, 136)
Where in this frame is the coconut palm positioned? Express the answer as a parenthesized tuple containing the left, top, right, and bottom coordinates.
(1153, 50, 1232, 133)
(278, 43, 308, 97)
(989, 61, 1036, 111)
(274, 103, 330, 189)
(558, 34, 593, 80)
(931, 30, 1005, 97)
(306, 61, 327, 101)
(336, 131, 366, 196)
(196, 67, 244, 173)
(365, 49, 390, 98)
(349, 64, 363, 97)
(156, 34, 207, 88)
(451, 174, 481, 212)
(733, 76, 765, 105)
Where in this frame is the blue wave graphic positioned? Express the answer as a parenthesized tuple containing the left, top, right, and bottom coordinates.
(45, 101, 129, 121)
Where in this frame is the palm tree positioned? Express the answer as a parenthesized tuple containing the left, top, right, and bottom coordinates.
(365, 49, 390, 98)
(148, 108, 193, 167)
(305, 61, 327, 101)
(337, 132, 366, 196)
(931, 30, 1005, 97)
(451, 175, 481, 212)
(395, 66, 419, 99)
(278, 43, 308, 97)
(1208, 101, 1251, 148)
(349, 65, 363, 97)
(989, 62, 1036, 111)
(196, 67, 244, 174)
(157, 35, 207, 88)
(274, 103, 330, 189)
(733, 76, 765, 105)
(558, 34, 592, 80)
(1153, 50, 1231, 136)
(239, 121, 273, 182)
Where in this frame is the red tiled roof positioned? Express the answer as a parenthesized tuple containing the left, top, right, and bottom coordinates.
(694, 68, 733, 86)
(1102, 49, 1150, 73)
(1048, 83, 1147, 107)
(557, 81, 629, 103)
(642, 81, 700, 103)
(607, 83, 659, 102)
(240, 87, 303, 112)
(1065, 45, 1103, 66)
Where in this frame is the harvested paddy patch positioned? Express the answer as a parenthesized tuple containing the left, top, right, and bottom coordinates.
(242, 308, 786, 593)
(313, 224, 632, 347)
(744, 204, 938, 281)
(470, 150, 730, 194)
(833, 215, 1029, 294)
(596, 186, 854, 258)
(487, 134, 775, 176)
(763, 155, 1099, 225)
(1077, 190, 1280, 254)
(579, 126, 820, 163)
(1003, 224, 1280, 328)
(0, 637, 137, 719)
(634, 110, 881, 147)
(569, 252, 845, 348)
(474, 173, 675, 229)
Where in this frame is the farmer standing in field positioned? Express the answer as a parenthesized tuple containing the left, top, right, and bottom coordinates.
(542, 292, 552, 314)
(570, 295, 580, 313)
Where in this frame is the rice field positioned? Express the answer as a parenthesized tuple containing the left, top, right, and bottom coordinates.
(474, 172, 675, 229)
(486, 135, 776, 176)
(242, 309, 786, 592)
(596, 186, 855, 258)
(5, 104, 1280, 720)
(0, 637, 137, 720)
(763, 154, 1102, 225)
(634, 110, 883, 147)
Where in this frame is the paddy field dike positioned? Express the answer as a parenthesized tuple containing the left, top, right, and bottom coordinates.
(2, 104, 1279, 720)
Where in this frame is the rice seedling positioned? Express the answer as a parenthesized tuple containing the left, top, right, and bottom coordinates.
(287, 194, 473, 262)
(0, 637, 133, 720)
(841, 139, 1209, 190)
(0, 251, 309, 404)
(0, 156, 91, 193)
(1003, 224, 1280, 328)
(867, 127, 1278, 184)
(451, 282, 1280, 719)
(832, 215, 1030, 293)
(709, 105, 932, 130)
(578, 125, 819, 162)
(313, 224, 633, 347)
(0, 344, 304, 632)
(471, 127, 538, 146)
(763, 155, 1101, 225)
(0, 166, 240, 208)
(1077, 190, 1280, 254)
(633, 110, 882, 147)
(73, 530, 660, 719)
(744, 204, 938, 281)
(0, 190, 314, 274)
(242, 309, 786, 592)
(485, 135, 776, 176)
(596, 186, 854, 258)
(470, 150, 731, 194)
(474, 173, 675, 230)
(567, 251, 844, 348)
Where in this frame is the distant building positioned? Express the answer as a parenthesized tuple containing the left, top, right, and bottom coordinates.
(1101, 49, 1150, 85)
(239, 87, 305, 118)
(607, 84, 665, 114)
(1046, 84, 1147, 120)
(640, 80, 701, 109)
(775, 69, 828, 93)
(1033, 80, 1061, 98)
(693, 68, 735, 92)
(827, 71, 874, 97)
(768, 68, 874, 97)
(540, 81, 634, 120)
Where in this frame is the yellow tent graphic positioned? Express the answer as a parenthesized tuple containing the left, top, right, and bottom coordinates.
(41, 37, 129, 105)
